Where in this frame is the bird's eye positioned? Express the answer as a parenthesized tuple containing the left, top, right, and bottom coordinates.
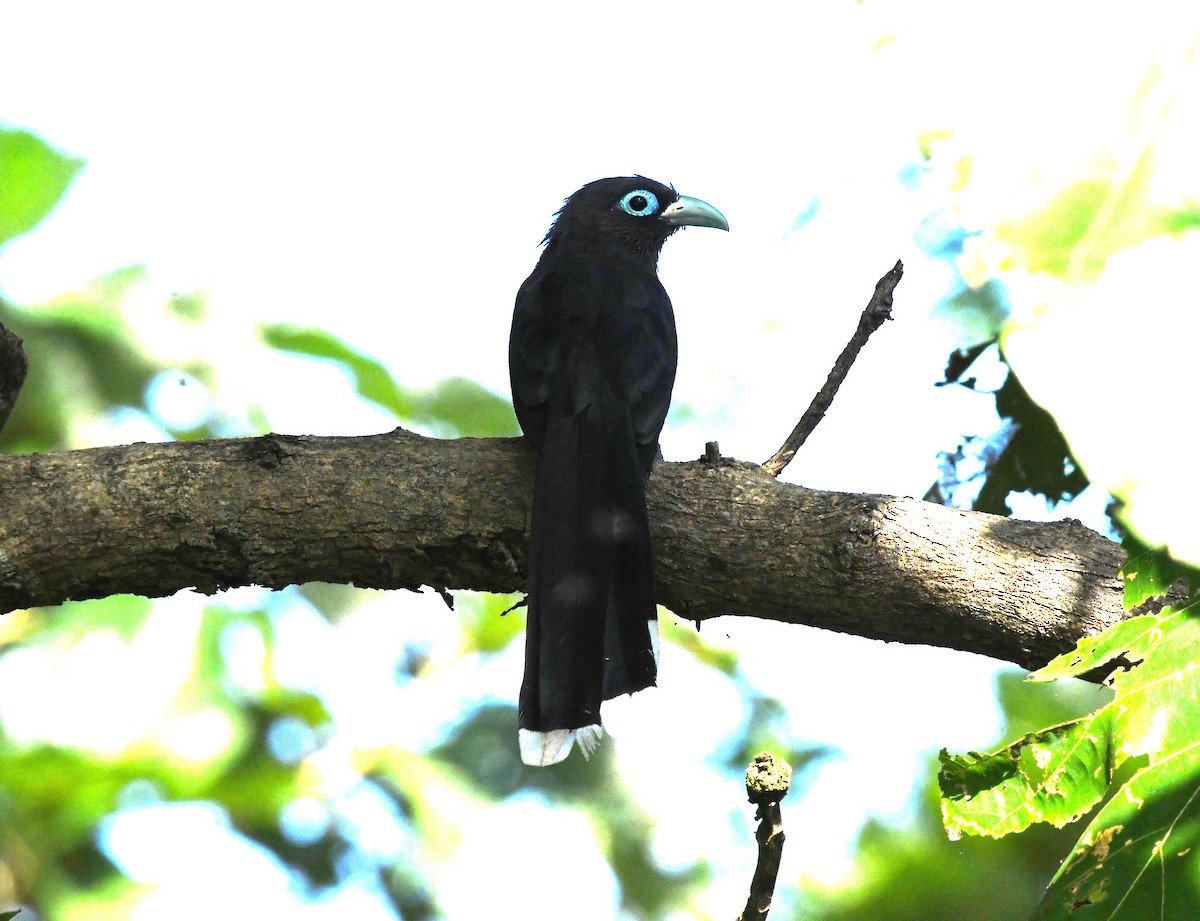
(619, 189, 659, 217)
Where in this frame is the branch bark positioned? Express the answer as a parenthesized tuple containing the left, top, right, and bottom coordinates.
(0, 430, 1131, 671)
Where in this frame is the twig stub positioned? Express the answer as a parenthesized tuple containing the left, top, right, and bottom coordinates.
(737, 752, 792, 921)
(762, 259, 903, 478)
(745, 751, 793, 805)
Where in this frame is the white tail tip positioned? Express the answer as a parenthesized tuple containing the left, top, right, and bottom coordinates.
(519, 724, 605, 766)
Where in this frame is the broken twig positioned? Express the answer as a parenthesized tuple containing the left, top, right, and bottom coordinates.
(762, 260, 902, 477)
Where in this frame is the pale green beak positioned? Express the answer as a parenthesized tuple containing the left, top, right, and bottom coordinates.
(661, 195, 729, 231)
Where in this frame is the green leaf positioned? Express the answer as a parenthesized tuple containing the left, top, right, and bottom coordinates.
(1034, 742, 1200, 919)
(1030, 612, 1159, 683)
(939, 711, 1113, 840)
(0, 909, 20, 920)
(417, 376, 519, 437)
(259, 323, 416, 416)
(942, 601, 1200, 917)
(1118, 532, 1197, 609)
(259, 323, 518, 436)
(0, 127, 84, 246)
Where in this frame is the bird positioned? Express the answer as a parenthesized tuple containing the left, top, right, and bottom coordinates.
(508, 176, 728, 766)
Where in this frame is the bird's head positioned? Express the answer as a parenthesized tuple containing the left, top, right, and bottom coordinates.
(543, 176, 728, 263)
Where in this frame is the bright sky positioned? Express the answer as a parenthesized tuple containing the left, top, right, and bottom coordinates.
(0, 0, 1004, 492)
(1, 2, 1188, 918)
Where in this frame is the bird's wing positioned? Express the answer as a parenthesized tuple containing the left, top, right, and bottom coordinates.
(509, 254, 677, 466)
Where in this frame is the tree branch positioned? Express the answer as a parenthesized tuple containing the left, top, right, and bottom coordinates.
(762, 260, 902, 477)
(0, 430, 1131, 671)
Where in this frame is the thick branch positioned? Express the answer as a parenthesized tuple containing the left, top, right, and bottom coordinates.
(0, 430, 1129, 671)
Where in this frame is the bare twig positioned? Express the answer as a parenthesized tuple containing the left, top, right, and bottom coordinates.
(0, 319, 28, 435)
(762, 260, 903, 477)
(737, 752, 792, 921)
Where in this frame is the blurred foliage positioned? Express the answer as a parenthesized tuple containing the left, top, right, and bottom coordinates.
(799, 672, 1108, 921)
(430, 707, 712, 918)
(260, 324, 519, 438)
(454, 591, 525, 655)
(925, 341, 1088, 516)
(0, 128, 83, 247)
(0, 266, 164, 453)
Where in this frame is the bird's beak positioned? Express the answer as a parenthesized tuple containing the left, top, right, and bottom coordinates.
(661, 195, 729, 231)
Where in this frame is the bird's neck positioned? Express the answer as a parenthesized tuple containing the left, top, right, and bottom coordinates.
(543, 232, 665, 270)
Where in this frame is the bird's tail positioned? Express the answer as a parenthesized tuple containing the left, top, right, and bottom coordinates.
(518, 404, 658, 766)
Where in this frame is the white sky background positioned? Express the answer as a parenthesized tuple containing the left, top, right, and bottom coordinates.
(0, 2, 1177, 918)
(0, 0, 997, 491)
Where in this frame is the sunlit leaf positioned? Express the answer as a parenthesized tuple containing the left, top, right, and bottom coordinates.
(1034, 742, 1200, 919)
(939, 713, 1112, 840)
(0, 127, 84, 246)
(207, 755, 304, 825)
(992, 47, 1188, 287)
(1118, 533, 1196, 609)
(996, 179, 1112, 279)
(941, 601, 1200, 917)
(165, 291, 207, 322)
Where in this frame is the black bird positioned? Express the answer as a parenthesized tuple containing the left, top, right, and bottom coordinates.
(509, 176, 728, 765)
